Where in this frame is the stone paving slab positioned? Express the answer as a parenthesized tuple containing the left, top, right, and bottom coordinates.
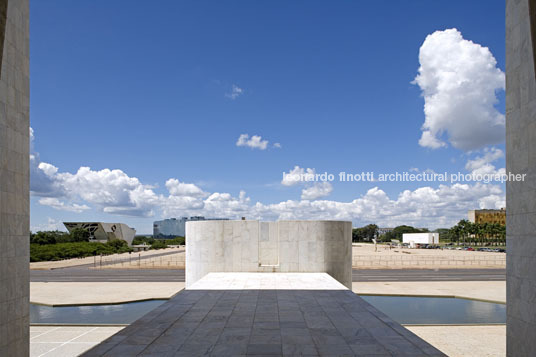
(30, 326, 124, 357)
(406, 325, 505, 357)
(31, 282, 185, 306)
(81, 273, 445, 356)
(353, 281, 506, 304)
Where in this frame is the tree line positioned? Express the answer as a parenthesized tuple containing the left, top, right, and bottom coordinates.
(30, 229, 130, 262)
(352, 224, 428, 242)
(29, 230, 186, 262)
(30, 239, 131, 262)
(30, 228, 92, 245)
(132, 235, 185, 249)
(437, 219, 505, 246)
(352, 220, 505, 246)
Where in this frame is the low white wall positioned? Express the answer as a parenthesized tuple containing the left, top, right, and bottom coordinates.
(185, 220, 352, 288)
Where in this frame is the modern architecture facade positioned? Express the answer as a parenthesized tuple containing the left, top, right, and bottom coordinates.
(376, 227, 394, 237)
(468, 208, 506, 225)
(84, 219, 442, 356)
(153, 216, 228, 238)
(63, 222, 136, 246)
(0, 0, 29, 355)
(506, 0, 536, 355)
(185, 220, 353, 288)
(402, 232, 439, 245)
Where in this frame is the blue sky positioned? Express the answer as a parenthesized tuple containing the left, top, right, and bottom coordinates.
(30, 0, 506, 234)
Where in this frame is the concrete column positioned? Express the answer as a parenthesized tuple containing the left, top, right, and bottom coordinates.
(0, 0, 29, 355)
(506, 0, 536, 355)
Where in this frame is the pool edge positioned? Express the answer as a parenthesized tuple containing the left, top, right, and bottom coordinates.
(357, 292, 506, 305)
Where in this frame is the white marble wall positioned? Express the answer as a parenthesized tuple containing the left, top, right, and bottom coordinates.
(0, 0, 29, 355)
(506, 1, 536, 356)
(185, 220, 352, 289)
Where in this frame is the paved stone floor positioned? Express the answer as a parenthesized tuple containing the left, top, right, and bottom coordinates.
(353, 281, 506, 304)
(30, 326, 124, 357)
(31, 282, 185, 306)
(81, 273, 443, 356)
(406, 325, 505, 357)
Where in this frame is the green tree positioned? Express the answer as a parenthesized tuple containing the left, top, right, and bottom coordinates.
(435, 228, 451, 242)
(352, 224, 378, 242)
(132, 236, 155, 245)
(385, 225, 428, 241)
(456, 219, 473, 246)
(106, 239, 129, 250)
(30, 230, 73, 245)
(70, 228, 90, 242)
(449, 225, 461, 245)
(164, 236, 185, 245)
(30, 231, 57, 245)
(498, 224, 506, 245)
(30, 241, 132, 262)
(151, 240, 168, 250)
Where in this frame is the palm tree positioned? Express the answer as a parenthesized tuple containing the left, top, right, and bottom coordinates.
(450, 225, 461, 245)
(474, 223, 482, 246)
(482, 223, 487, 246)
(499, 224, 506, 245)
(457, 220, 472, 246)
(466, 221, 476, 246)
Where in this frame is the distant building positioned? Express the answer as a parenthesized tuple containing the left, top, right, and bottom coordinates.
(376, 228, 394, 237)
(131, 244, 150, 252)
(402, 233, 439, 246)
(63, 222, 136, 246)
(153, 216, 228, 238)
(468, 208, 506, 225)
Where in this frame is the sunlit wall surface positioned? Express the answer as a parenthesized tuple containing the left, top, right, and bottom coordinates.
(186, 220, 352, 289)
(506, 0, 536, 355)
(0, 0, 30, 355)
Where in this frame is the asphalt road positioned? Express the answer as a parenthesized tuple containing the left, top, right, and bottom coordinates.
(30, 268, 186, 282)
(31, 268, 505, 282)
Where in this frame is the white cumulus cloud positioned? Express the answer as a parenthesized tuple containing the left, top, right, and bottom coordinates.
(30, 129, 66, 198)
(465, 147, 505, 176)
(281, 166, 316, 186)
(255, 183, 504, 228)
(38, 197, 90, 213)
(226, 84, 243, 100)
(281, 166, 333, 200)
(236, 134, 269, 150)
(301, 182, 333, 200)
(31, 218, 66, 233)
(57, 167, 160, 217)
(29, 129, 506, 229)
(165, 178, 208, 197)
(30, 130, 162, 217)
(413, 28, 505, 151)
(203, 190, 251, 218)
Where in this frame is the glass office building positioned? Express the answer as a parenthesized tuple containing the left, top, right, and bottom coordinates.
(153, 216, 228, 238)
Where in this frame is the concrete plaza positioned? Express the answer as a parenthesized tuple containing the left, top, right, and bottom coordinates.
(29, 280, 506, 306)
(30, 326, 124, 357)
(29, 324, 505, 357)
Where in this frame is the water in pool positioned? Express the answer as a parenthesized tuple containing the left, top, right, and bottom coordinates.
(31, 296, 506, 325)
(361, 295, 506, 324)
(30, 300, 166, 324)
